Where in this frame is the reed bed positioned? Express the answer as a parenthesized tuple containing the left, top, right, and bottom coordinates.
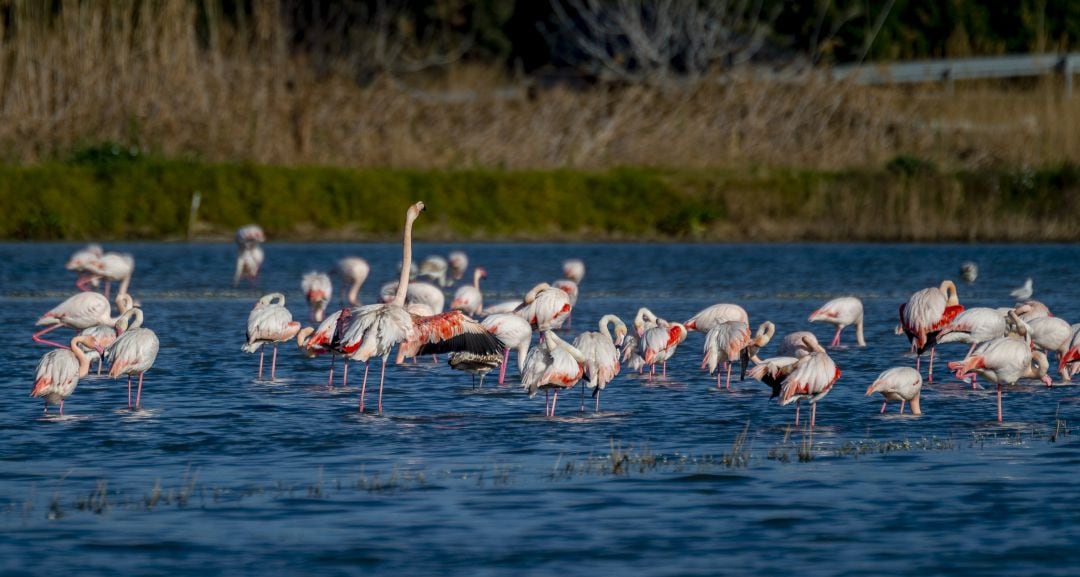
(0, 0, 1078, 171)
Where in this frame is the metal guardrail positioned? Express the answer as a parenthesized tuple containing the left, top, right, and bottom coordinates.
(832, 52, 1079, 94)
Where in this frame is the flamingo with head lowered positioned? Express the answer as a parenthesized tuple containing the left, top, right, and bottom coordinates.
(809, 297, 865, 347)
(338, 257, 370, 305)
(949, 336, 1051, 422)
(335, 202, 503, 414)
(522, 330, 586, 417)
(573, 314, 626, 411)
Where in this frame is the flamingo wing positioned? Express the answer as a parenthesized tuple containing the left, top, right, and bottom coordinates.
(413, 310, 504, 356)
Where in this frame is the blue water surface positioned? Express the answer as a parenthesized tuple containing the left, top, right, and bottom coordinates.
(1, 242, 1079, 576)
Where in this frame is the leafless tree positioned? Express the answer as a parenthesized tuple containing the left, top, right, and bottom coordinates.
(545, 0, 776, 85)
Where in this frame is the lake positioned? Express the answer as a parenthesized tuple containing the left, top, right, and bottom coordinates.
(2, 241, 1079, 576)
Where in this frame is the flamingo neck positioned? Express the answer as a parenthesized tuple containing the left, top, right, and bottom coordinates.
(348, 281, 362, 306)
(70, 335, 94, 377)
(855, 316, 866, 346)
(473, 269, 483, 290)
(393, 213, 417, 308)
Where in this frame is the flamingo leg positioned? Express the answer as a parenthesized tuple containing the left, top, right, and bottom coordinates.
(377, 356, 388, 414)
(966, 342, 977, 358)
(270, 344, 278, 381)
(545, 390, 550, 416)
(359, 363, 370, 412)
(551, 391, 559, 416)
(135, 373, 144, 408)
(810, 402, 817, 428)
(97, 356, 103, 375)
(498, 348, 510, 385)
(716, 370, 722, 389)
(927, 347, 936, 383)
(915, 354, 921, 374)
(899, 400, 906, 415)
(580, 382, 585, 412)
(59, 400, 64, 417)
(997, 384, 1003, 423)
(104, 280, 111, 300)
(342, 360, 349, 388)
(725, 362, 733, 390)
(42, 400, 48, 415)
(328, 354, 336, 388)
(662, 361, 667, 378)
(595, 390, 601, 412)
(32, 324, 68, 349)
(831, 327, 842, 347)
(880, 400, 887, 414)
(794, 400, 801, 426)
(257, 350, 264, 381)
(127, 376, 133, 408)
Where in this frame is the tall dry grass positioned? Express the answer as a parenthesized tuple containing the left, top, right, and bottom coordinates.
(0, 0, 1077, 170)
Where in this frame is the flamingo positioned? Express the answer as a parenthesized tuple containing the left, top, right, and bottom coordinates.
(703, 321, 775, 389)
(448, 251, 469, 284)
(899, 279, 964, 382)
(243, 293, 302, 381)
(66, 244, 103, 291)
(960, 261, 978, 284)
(297, 308, 347, 386)
(1014, 300, 1051, 322)
(809, 297, 865, 347)
(572, 314, 626, 411)
(642, 322, 688, 379)
(86, 252, 134, 300)
(684, 303, 749, 333)
(1057, 327, 1080, 382)
(31, 335, 96, 416)
(620, 333, 645, 373)
(552, 279, 579, 328)
(451, 267, 487, 316)
(562, 259, 585, 284)
(949, 337, 1051, 422)
(515, 283, 572, 331)
(866, 367, 923, 415)
(302, 272, 333, 322)
(392, 303, 438, 365)
(747, 356, 800, 399)
(776, 331, 822, 358)
(34, 292, 122, 349)
(419, 255, 450, 287)
(234, 245, 265, 287)
(335, 201, 503, 414)
(448, 351, 503, 388)
(1010, 278, 1034, 301)
(338, 257, 371, 305)
(106, 307, 160, 409)
(522, 330, 586, 417)
(633, 307, 663, 337)
(480, 313, 533, 384)
(778, 347, 841, 428)
(937, 308, 1008, 358)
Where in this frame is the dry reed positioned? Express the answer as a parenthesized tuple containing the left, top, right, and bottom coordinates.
(0, 0, 1077, 170)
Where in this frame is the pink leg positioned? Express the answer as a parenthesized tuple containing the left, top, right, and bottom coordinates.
(135, 373, 144, 408)
(716, 371, 722, 389)
(359, 363, 370, 412)
(831, 327, 841, 347)
(545, 390, 550, 416)
(927, 347, 936, 383)
(551, 391, 559, 416)
(59, 400, 64, 417)
(580, 382, 585, 412)
(257, 349, 265, 381)
(880, 400, 887, 413)
(270, 345, 278, 381)
(595, 390, 601, 412)
(662, 361, 667, 377)
(32, 324, 68, 349)
(328, 354, 336, 387)
(431, 354, 438, 364)
(75, 274, 94, 291)
(342, 361, 349, 388)
(795, 400, 801, 426)
(42, 400, 48, 415)
(997, 384, 1003, 423)
(810, 402, 817, 428)
(899, 400, 906, 415)
(725, 362, 732, 390)
(97, 356, 103, 375)
(498, 348, 510, 385)
(127, 376, 133, 408)
(377, 356, 388, 414)
(915, 354, 921, 374)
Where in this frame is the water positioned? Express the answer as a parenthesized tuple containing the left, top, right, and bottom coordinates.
(2, 242, 1080, 576)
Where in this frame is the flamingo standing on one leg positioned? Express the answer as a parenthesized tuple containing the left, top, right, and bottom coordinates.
(809, 297, 865, 347)
(866, 367, 923, 415)
(899, 280, 964, 382)
(949, 336, 1051, 422)
(336, 201, 503, 414)
(572, 314, 626, 411)
(34, 292, 122, 349)
(243, 293, 302, 381)
(338, 257, 370, 305)
(522, 330, 587, 417)
(106, 307, 160, 409)
(31, 335, 96, 416)
(481, 313, 533, 385)
(302, 272, 333, 322)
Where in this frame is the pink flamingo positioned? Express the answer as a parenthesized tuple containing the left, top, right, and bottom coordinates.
(234, 245, 265, 287)
(34, 292, 122, 349)
(31, 335, 96, 416)
(778, 347, 841, 428)
(642, 322, 688, 379)
(1024, 316, 1072, 380)
(515, 283, 572, 331)
(522, 330, 586, 417)
(703, 321, 775, 389)
(562, 259, 585, 284)
(866, 367, 923, 415)
(66, 244, 103, 291)
(480, 313, 533, 384)
(448, 251, 469, 284)
(86, 252, 133, 300)
(684, 303, 749, 333)
(337, 257, 370, 305)
(451, 267, 487, 316)
(302, 272, 333, 322)
(297, 308, 347, 386)
(776, 331, 822, 358)
(336, 201, 503, 414)
(572, 314, 626, 411)
(809, 297, 865, 347)
(949, 336, 1051, 422)
(899, 280, 964, 381)
(243, 293, 302, 381)
(1058, 327, 1080, 382)
(552, 279, 579, 328)
(107, 307, 160, 409)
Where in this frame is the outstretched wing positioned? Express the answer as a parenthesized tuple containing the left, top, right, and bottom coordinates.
(413, 310, 505, 356)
